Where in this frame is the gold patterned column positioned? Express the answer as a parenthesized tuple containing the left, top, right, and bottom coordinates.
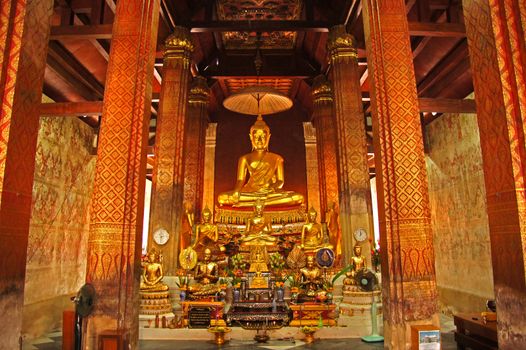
(463, 0, 526, 347)
(84, 0, 160, 348)
(362, 1, 439, 347)
(311, 75, 342, 258)
(181, 76, 209, 247)
(328, 25, 374, 263)
(202, 123, 217, 212)
(0, 1, 53, 347)
(303, 122, 321, 214)
(148, 27, 193, 274)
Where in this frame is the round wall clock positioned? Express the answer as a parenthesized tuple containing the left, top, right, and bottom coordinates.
(353, 228, 368, 242)
(153, 228, 170, 245)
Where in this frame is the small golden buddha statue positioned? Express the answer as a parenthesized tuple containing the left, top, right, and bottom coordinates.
(300, 255, 323, 295)
(192, 206, 224, 256)
(140, 249, 169, 292)
(344, 244, 368, 286)
(217, 115, 304, 208)
(249, 247, 269, 273)
(300, 207, 333, 253)
(188, 248, 220, 297)
(239, 200, 277, 247)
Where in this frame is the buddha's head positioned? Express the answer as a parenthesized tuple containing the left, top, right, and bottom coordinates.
(254, 198, 265, 215)
(204, 248, 212, 262)
(148, 249, 159, 263)
(306, 255, 316, 268)
(308, 207, 318, 222)
(250, 115, 270, 151)
(353, 244, 362, 256)
(202, 206, 212, 223)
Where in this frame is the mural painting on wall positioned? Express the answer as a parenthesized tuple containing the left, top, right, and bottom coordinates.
(25, 112, 96, 302)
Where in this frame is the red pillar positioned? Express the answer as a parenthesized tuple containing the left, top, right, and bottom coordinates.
(0, 1, 53, 348)
(84, 0, 160, 348)
(463, 0, 526, 347)
(362, 0, 439, 347)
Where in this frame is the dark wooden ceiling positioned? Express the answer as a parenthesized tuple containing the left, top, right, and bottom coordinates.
(45, 0, 473, 157)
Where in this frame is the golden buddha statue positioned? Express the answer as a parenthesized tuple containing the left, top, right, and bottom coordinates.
(300, 207, 333, 253)
(217, 115, 304, 208)
(300, 255, 323, 295)
(140, 249, 169, 292)
(343, 244, 368, 286)
(239, 200, 277, 247)
(192, 206, 224, 256)
(248, 247, 269, 273)
(188, 248, 220, 297)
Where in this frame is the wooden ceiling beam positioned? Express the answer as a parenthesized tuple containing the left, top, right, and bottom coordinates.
(40, 101, 103, 116)
(189, 21, 334, 33)
(48, 41, 105, 98)
(418, 98, 476, 113)
(408, 22, 465, 37)
(50, 24, 113, 40)
(417, 40, 468, 94)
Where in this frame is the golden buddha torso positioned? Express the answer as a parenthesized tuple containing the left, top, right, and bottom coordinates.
(217, 116, 304, 208)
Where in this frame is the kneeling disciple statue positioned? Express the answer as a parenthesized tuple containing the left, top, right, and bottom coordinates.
(300, 207, 333, 253)
(217, 116, 304, 208)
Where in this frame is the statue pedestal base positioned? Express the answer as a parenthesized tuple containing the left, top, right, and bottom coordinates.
(139, 290, 172, 315)
(338, 286, 383, 336)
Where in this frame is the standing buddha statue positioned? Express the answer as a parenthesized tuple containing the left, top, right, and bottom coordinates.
(217, 115, 304, 208)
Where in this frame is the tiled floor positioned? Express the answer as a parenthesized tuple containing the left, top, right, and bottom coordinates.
(24, 314, 457, 349)
(25, 331, 457, 349)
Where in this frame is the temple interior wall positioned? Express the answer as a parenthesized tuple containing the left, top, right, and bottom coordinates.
(22, 96, 96, 339)
(213, 103, 308, 204)
(425, 99, 495, 315)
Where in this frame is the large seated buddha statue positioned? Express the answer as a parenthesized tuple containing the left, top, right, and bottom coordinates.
(217, 116, 304, 208)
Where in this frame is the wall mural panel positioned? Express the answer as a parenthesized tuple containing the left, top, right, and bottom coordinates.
(23, 101, 96, 338)
(426, 101, 494, 314)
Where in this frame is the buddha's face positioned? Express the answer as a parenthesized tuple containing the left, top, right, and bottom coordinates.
(255, 202, 264, 214)
(308, 210, 317, 222)
(202, 210, 211, 222)
(250, 128, 270, 151)
(306, 256, 315, 268)
(354, 245, 362, 256)
(204, 249, 211, 262)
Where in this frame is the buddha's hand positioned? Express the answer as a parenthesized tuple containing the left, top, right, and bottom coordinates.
(232, 191, 240, 203)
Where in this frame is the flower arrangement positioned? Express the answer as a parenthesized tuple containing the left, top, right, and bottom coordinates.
(275, 281, 285, 288)
(370, 239, 381, 270)
(175, 273, 188, 289)
(269, 252, 285, 269)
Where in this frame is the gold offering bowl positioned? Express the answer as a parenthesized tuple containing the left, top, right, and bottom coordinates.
(208, 326, 231, 345)
(300, 326, 318, 344)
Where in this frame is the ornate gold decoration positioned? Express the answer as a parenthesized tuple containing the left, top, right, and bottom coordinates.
(215, 205, 306, 225)
(188, 75, 210, 105)
(328, 25, 358, 62)
(179, 246, 198, 270)
(311, 75, 333, 104)
(164, 26, 194, 61)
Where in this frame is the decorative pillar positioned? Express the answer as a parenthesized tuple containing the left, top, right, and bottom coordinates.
(362, 1, 439, 347)
(84, 1, 159, 348)
(202, 123, 218, 212)
(327, 25, 374, 263)
(148, 27, 193, 274)
(181, 76, 209, 248)
(463, 0, 526, 347)
(302, 122, 321, 214)
(311, 75, 341, 258)
(0, 1, 53, 347)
